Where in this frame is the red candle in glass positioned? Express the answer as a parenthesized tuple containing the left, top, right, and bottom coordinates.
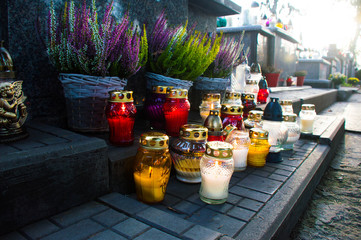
(221, 104, 245, 130)
(163, 89, 190, 137)
(144, 86, 173, 130)
(241, 93, 256, 119)
(106, 90, 137, 146)
(257, 77, 269, 104)
(204, 110, 224, 142)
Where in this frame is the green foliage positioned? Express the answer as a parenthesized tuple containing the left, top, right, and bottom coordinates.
(149, 22, 222, 81)
(294, 70, 307, 77)
(328, 72, 346, 85)
(261, 65, 282, 74)
(347, 77, 360, 85)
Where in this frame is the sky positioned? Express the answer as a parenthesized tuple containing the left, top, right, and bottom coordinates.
(232, 0, 358, 56)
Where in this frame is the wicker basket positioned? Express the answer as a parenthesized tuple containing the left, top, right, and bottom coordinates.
(59, 73, 127, 132)
(145, 72, 193, 91)
(190, 76, 231, 110)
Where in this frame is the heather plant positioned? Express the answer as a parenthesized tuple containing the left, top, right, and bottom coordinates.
(203, 32, 248, 79)
(47, 0, 147, 78)
(148, 12, 221, 81)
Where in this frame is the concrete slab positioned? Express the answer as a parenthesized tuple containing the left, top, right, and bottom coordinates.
(344, 103, 361, 132)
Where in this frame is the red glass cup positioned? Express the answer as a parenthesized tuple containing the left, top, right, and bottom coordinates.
(257, 89, 269, 104)
(106, 90, 137, 146)
(241, 93, 256, 119)
(163, 89, 190, 137)
(221, 104, 245, 130)
(207, 134, 224, 142)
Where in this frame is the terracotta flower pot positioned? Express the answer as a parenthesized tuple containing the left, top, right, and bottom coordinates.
(264, 73, 280, 87)
(296, 76, 305, 86)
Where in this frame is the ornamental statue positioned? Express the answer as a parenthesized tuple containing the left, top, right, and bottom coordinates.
(0, 81, 28, 142)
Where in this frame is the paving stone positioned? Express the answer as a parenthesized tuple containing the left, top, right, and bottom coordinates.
(274, 169, 293, 177)
(252, 169, 271, 178)
(182, 225, 222, 240)
(186, 193, 207, 207)
(166, 179, 199, 199)
(153, 204, 188, 219)
(266, 163, 296, 172)
(0, 232, 27, 240)
(226, 193, 243, 205)
(280, 159, 303, 167)
(188, 208, 246, 237)
(161, 194, 182, 206)
(172, 201, 202, 216)
(229, 186, 271, 203)
(268, 173, 288, 182)
(98, 192, 148, 215)
(87, 230, 126, 240)
(26, 128, 68, 145)
(219, 236, 234, 240)
(237, 198, 264, 212)
(237, 175, 283, 195)
(51, 201, 108, 227)
(261, 166, 276, 173)
(136, 207, 194, 235)
(232, 171, 249, 179)
(0, 145, 18, 155)
(91, 208, 128, 227)
(41, 219, 104, 240)
(227, 206, 256, 222)
(7, 139, 45, 150)
(229, 176, 241, 186)
(206, 203, 233, 213)
(21, 219, 60, 239)
(112, 218, 150, 238)
(134, 228, 181, 240)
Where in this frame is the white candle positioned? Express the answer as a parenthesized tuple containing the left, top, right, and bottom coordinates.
(200, 163, 232, 200)
(300, 119, 314, 133)
(232, 148, 248, 171)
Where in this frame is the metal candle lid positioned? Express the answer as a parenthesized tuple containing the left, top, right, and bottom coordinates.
(221, 104, 243, 115)
(140, 132, 169, 149)
(279, 100, 293, 106)
(202, 93, 221, 101)
(301, 104, 315, 111)
(246, 79, 257, 85)
(152, 86, 173, 94)
(248, 110, 263, 120)
(179, 124, 208, 141)
(166, 89, 188, 99)
(241, 93, 255, 100)
(108, 90, 133, 102)
(249, 128, 269, 140)
(204, 110, 223, 132)
(225, 91, 241, 100)
(283, 113, 297, 122)
(205, 141, 233, 159)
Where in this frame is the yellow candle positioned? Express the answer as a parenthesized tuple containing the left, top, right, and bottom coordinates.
(134, 167, 170, 203)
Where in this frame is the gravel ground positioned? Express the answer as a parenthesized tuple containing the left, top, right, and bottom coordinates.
(291, 91, 361, 240)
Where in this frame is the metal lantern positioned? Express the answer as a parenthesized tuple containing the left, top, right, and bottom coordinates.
(204, 110, 224, 142)
(170, 124, 208, 183)
(199, 93, 221, 123)
(134, 132, 171, 204)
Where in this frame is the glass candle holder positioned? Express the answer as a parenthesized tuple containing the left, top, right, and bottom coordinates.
(221, 104, 245, 130)
(225, 130, 250, 171)
(204, 110, 224, 142)
(279, 100, 294, 114)
(244, 79, 259, 100)
(170, 124, 208, 183)
(283, 113, 300, 150)
(106, 90, 137, 146)
(163, 89, 190, 137)
(134, 132, 171, 204)
(223, 91, 242, 105)
(199, 93, 221, 123)
(199, 141, 234, 204)
(299, 104, 316, 134)
(247, 128, 270, 167)
(244, 110, 263, 129)
(144, 86, 173, 130)
(257, 77, 269, 104)
(241, 93, 256, 119)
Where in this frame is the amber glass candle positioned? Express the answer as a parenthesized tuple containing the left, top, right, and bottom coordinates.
(106, 90, 136, 146)
(134, 132, 171, 204)
(163, 89, 190, 137)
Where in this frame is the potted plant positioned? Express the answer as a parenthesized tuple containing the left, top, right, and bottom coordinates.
(294, 70, 307, 86)
(145, 12, 221, 90)
(262, 65, 282, 87)
(46, 0, 147, 132)
(347, 77, 359, 86)
(286, 76, 293, 86)
(328, 73, 346, 89)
